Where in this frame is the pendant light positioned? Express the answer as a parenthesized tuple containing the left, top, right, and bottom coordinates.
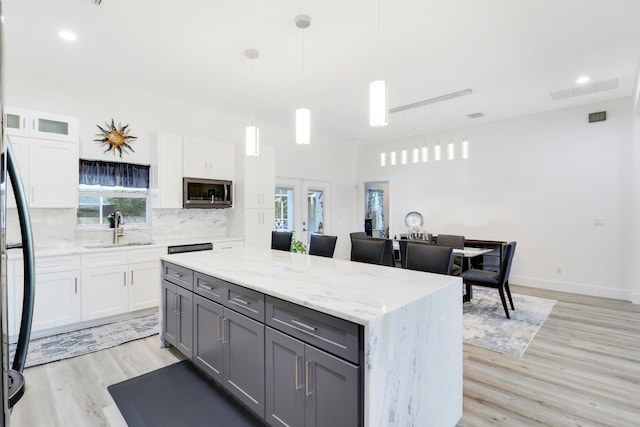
(245, 48, 260, 156)
(462, 136, 469, 159)
(295, 15, 311, 145)
(369, 0, 388, 127)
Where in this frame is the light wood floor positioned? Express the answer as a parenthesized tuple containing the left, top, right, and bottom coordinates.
(9, 285, 640, 426)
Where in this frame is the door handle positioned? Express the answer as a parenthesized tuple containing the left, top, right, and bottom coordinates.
(222, 318, 229, 344)
(123, 271, 127, 287)
(305, 361, 313, 397)
(294, 356, 302, 390)
(216, 315, 223, 341)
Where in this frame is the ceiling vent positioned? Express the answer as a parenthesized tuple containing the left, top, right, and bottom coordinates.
(550, 78, 619, 101)
(467, 112, 485, 119)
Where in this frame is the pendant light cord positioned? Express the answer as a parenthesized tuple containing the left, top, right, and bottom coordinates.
(376, 0, 382, 79)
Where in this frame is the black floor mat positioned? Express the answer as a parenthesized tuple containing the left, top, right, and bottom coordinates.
(108, 361, 265, 427)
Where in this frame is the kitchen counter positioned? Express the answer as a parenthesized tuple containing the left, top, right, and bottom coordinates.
(162, 247, 463, 426)
(6, 237, 244, 259)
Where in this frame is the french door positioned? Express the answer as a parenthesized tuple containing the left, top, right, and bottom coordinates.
(275, 178, 330, 246)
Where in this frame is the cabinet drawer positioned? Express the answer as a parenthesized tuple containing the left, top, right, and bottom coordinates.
(266, 296, 361, 365)
(35, 255, 80, 273)
(224, 282, 265, 322)
(162, 262, 193, 290)
(82, 251, 128, 268)
(194, 272, 227, 304)
(128, 247, 165, 263)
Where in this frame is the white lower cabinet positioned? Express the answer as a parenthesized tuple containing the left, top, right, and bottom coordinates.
(10, 255, 81, 337)
(81, 247, 164, 321)
(81, 265, 129, 321)
(129, 261, 161, 311)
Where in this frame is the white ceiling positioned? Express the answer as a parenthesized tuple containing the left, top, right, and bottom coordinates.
(3, 0, 640, 145)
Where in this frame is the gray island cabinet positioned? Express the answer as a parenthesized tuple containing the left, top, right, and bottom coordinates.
(160, 247, 462, 427)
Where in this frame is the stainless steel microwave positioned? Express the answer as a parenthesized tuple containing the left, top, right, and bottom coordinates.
(183, 177, 232, 208)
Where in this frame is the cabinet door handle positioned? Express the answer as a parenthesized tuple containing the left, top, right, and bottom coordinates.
(222, 318, 228, 344)
(74, 277, 78, 294)
(22, 118, 25, 129)
(305, 361, 313, 397)
(291, 319, 317, 332)
(131, 271, 134, 285)
(295, 356, 303, 391)
(32, 119, 36, 130)
(123, 271, 127, 286)
(232, 296, 250, 306)
(216, 315, 223, 342)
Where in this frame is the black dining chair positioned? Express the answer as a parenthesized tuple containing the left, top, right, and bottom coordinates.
(405, 241, 453, 274)
(461, 241, 517, 318)
(271, 231, 293, 252)
(436, 234, 465, 275)
(349, 232, 368, 241)
(350, 238, 386, 265)
(308, 234, 338, 258)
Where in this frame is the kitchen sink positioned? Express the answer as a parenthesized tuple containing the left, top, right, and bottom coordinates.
(83, 242, 154, 249)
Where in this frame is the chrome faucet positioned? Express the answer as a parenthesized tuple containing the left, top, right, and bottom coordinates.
(113, 211, 124, 244)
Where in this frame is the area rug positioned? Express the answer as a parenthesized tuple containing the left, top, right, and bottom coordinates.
(10, 312, 159, 368)
(109, 360, 265, 427)
(463, 288, 556, 357)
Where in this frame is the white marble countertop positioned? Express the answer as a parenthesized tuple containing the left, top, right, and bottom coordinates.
(6, 236, 244, 258)
(161, 247, 460, 326)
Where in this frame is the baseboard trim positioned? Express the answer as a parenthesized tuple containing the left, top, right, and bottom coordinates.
(510, 275, 635, 303)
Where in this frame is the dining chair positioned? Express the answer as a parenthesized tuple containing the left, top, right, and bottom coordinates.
(350, 238, 386, 265)
(436, 234, 465, 275)
(404, 241, 453, 274)
(461, 241, 517, 318)
(349, 232, 368, 241)
(271, 231, 293, 252)
(308, 234, 338, 258)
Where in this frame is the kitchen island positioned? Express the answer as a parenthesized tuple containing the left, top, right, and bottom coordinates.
(161, 247, 462, 427)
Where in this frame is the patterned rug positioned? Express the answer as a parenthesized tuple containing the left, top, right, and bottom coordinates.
(463, 288, 556, 357)
(10, 312, 159, 368)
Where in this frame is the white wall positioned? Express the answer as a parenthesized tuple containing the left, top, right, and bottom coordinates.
(4, 65, 357, 252)
(357, 97, 637, 301)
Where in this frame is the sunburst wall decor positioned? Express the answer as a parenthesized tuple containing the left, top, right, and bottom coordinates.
(95, 119, 137, 158)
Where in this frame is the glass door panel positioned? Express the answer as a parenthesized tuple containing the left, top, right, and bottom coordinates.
(275, 186, 294, 232)
(306, 189, 324, 245)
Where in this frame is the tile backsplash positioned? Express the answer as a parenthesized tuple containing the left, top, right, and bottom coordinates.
(6, 208, 229, 248)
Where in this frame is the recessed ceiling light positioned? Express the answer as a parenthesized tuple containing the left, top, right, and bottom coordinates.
(576, 76, 590, 84)
(59, 31, 77, 41)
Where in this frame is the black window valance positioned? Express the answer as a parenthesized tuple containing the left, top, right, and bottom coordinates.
(79, 159, 150, 189)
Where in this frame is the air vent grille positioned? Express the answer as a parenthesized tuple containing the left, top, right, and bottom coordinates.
(550, 78, 618, 101)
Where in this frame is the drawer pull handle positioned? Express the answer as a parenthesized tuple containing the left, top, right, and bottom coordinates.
(199, 284, 214, 291)
(232, 296, 250, 305)
(170, 271, 182, 278)
(295, 356, 302, 390)
(291, 319, 317, 332)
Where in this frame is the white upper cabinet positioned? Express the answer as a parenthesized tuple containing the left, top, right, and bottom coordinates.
(151, 133, 183, 209)
(4, 107, 79, 209)
(183, 136, 234, 181)
(4, 108, 78, 142)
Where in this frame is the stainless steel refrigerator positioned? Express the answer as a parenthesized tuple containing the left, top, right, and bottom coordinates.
(1, 0, 36, 423)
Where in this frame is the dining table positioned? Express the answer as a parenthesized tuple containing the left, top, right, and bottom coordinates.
(392, 240, 493, 301)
